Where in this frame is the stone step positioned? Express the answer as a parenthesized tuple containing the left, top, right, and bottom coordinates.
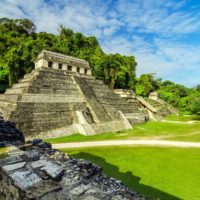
(0, 101, 16, 110)
(33, 79, 74, 85)
(27, 87, 80, 95)
(20, 94, 84, 103)
(85, 79, 104, 85)
(12, 82, 31, 89)
(86, 82, 109, 89)
(11, 113, 72, 122)
(97, 98, 131, 105)
(5, 87, 29, 94)
(35, 83, 77, 89)
(102, 106, 120, 120)
(0, 94, 20, 102)
(91, 120, 128, 134)
(36, 71, 72, 78)
(18, 117, 73, 129)
(19, 78, 35, 83)
(17, 120, 73, 136)
(16, 116, 73, 125)
(30, 84, 78, 91)
(95, 91, 120, 97)
(13, 103, 72, 111)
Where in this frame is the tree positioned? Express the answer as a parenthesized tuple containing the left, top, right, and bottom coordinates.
(135, 73, 160, 96)
(189, 97, 200, 117)
(100, 54, 136, 89)
(195, 84, 200, 92)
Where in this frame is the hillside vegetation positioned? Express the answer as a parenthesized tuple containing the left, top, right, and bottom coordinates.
(0, 17, 199, 116)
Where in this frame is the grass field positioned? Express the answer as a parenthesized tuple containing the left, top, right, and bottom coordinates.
(46, 116, 200, 143)
(164, 114, 198, 121)
(0, 147, 8, 159)
(47, 115, 200, 199)
(63, 146, 200, 200)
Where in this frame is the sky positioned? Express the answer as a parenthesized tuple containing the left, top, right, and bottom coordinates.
(0, 0, 200, 87)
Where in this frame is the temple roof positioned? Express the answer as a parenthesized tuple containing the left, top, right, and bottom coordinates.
(35, 50, 90, 68)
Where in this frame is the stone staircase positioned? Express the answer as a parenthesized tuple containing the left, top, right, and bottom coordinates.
(74, 76, 112, 122)
(75, 76, 147, 125)
(144, 98, 172, 117)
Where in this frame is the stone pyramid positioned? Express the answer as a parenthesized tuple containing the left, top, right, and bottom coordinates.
(0, 50, 148, 139)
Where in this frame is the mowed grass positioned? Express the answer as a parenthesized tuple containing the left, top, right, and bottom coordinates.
(46, 117, 200, 143)
(0, 147, 8, 159)
(63, 146, 200, 200)
(164, 114, 198, 121)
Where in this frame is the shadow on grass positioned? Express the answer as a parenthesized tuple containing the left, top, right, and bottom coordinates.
(72, 152, 181, 200)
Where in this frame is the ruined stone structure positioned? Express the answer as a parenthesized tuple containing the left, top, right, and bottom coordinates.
(114, 90, 177, 121)
(35, 50, 92, 75)
(0, 118, 145, 200)
(0, 141, 146, 200)
(148, 91, 159, 101)
(0, 50, 147, 138)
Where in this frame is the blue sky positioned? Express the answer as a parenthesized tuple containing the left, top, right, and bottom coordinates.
(1, 0, 200, 87)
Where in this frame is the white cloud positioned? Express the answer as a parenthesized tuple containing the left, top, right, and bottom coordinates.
(115, 0, 200, 35)
(102, 34, 200, 87)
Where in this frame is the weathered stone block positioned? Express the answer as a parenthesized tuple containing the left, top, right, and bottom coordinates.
(9, 170, 42, 190)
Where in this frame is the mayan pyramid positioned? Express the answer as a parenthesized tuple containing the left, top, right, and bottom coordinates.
(0, 50, 148, 138)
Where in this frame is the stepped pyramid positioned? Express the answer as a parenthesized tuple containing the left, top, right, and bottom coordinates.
(0, 50, 148, 138)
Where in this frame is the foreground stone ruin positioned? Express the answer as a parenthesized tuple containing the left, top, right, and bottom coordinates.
(0, 99, 146, 200)
(0, 50, 148, 138)
(0, 138, 146, 200)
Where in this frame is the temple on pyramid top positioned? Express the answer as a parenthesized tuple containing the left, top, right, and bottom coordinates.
(35, 50, 92, 75)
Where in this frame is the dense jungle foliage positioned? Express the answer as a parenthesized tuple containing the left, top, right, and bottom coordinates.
(135, 74, 200, 116)
(0, 18, 199, 116)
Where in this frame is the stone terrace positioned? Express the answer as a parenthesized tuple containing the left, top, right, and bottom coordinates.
(0, 52, 148, 138)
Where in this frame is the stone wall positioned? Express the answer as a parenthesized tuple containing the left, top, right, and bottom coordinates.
(0, 139, 146, 200)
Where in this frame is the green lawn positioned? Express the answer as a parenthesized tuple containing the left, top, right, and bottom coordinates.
(45, 118, 200, 143)
(164, 114, 198, 121)
(63, 146, 200, 200)
(0, 147, 8, 159)
(168, 133, 200, 142)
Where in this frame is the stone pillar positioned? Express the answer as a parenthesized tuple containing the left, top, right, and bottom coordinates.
(80, 67, 85, 74)
(35, 59, 49, 69)
(53, 62, 58, 69)
(63, 64, 67, 71)
(35, 60, 42, 69)
(87, 69, 92, 75)
(72, 66, 76, 72)
(43, 59, 48, 68)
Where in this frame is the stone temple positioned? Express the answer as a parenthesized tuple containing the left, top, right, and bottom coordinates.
(0, 50, 150, 138)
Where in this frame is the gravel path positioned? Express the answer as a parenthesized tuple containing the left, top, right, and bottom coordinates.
(53, 139, 200, 149)
(161, 120, 197, 124)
